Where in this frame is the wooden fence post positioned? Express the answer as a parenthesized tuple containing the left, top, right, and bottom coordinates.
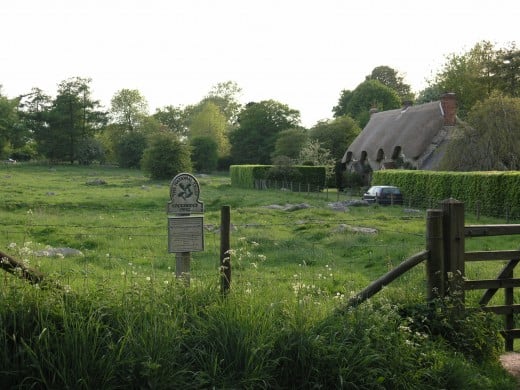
(442, 199, 465, 305)
(220, 205, 231, 294)
(426, 209, 445, 300)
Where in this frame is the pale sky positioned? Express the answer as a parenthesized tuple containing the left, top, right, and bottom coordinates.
(1, 0, 518, 127)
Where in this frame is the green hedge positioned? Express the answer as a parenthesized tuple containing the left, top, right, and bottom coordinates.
(230, 165, 327, 189)
(372, 170, 520, 218)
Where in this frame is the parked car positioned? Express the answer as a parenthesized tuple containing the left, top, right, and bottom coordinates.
(362, 185, 403, 205)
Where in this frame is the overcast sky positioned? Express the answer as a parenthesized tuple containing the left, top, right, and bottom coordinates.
(1, 0, 518, 127)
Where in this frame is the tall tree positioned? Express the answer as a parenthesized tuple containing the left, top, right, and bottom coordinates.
(230, 100, 300, 164)
(333, 80, 401, 128)
(365, 65, 414, 102)
(430, 41, 503, 117)
(153, 105, 190, 139)
(38, 77, 106, 163)
(0, 87, 21, 156)
(204, 80, 243, 126)
(110, 89, 148, 132)
(189, 101, 230, 157)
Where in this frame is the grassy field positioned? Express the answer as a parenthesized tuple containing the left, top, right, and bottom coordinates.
(0, 163, 518, 389)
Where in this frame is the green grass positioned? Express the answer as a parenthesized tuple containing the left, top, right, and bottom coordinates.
(0, 163, 518, 389)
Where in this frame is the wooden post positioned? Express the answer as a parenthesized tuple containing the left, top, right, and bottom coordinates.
(504, 265, 514, 351)
(442, 199, 465, 305)
(426, 209, 445, 300)
(220, 205, 231, 294)
(175, 252, 191, 286)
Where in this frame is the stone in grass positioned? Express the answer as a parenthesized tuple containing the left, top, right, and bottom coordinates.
(334, 224, 378, 234)
(34, 247, 84, 257)
(86, 178, 107, 186)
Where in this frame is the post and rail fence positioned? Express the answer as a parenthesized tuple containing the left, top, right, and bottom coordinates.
(347, 198, 520, 351)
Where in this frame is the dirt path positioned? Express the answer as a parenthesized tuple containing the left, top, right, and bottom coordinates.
(500, 353, 520, 386)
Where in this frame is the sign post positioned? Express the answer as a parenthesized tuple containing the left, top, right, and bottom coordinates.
(167, 173, 204, 286)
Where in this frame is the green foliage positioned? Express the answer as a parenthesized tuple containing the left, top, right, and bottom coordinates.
(116, 131, 148, 168)
(373, 169, 520, 218)
(271, 128, 309, 161)
(110, 88, 149, 132)
(191, 136, 218, 173)
(188, 101, 230, 157)
(230, 164, 326, 189)
(430, 41, 519, 118)
(230, 100, 300, 164)
(309, 116, 360, 161)
(365, 65, 414, 103)
(0, 89, 19, 155)
(76, 137, 105, 165)
(141, 132, 192, 179)
(334, 79, 402, 128)
(39, 77, 107, 164)
(441, 93, 520, 171)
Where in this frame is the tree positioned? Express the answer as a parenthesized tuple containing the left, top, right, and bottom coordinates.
(141, 133, 192, 180)
(188, 101, 230, 157)
(366, 65, 414, 102)
(432, 41, 497, 118)
(334, 80, 401, 128)
(493, 43, 520, 98)
(37, 77, 107, 163)
(271, 128, 309, 161)
(0, 87, 20, 157)
(230, 100, 300, 164)
(440, 93, 520, 171)
(153, 105, 191, 139)
(204, 80, 243, 126)
(110, 89, 148, 132)
(116, 131, 148, 168)
(191, 136, 218, 173)
(308, 116, 360, 161)
(297, 140, 336, 181)
(332, 89, 353, 118)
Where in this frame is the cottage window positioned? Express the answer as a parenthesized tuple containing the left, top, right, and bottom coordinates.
(391, 146, 402, 160)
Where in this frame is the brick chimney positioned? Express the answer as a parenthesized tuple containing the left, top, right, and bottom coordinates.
(441, 93, 457, 126)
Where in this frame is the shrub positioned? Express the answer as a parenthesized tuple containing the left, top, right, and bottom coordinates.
(116, 132, 148, 168)
(141, 133, 192, 179)
(191, 136, 218, 173)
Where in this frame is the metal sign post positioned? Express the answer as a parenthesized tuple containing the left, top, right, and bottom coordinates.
(167, 173, 204, 286)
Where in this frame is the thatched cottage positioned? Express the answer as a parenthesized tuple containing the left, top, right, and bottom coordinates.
(341, 93, 457, 179)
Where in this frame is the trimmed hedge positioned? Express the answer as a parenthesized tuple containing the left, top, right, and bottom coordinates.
(372, 170, 520, 218)
(230, 165, 327, 190)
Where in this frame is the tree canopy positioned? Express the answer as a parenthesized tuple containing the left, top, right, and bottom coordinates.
(440, 93, 520, 171)
(309, 116, 360, 161)
(334, 80, 401, 128)
(230, 100, 300, 164)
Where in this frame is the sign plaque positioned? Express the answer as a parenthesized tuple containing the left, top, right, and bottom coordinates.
(168, 215, 204, 253)
(167, 173, 204, 255)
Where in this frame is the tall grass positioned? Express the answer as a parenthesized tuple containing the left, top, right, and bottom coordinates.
(0, 164, 517, 388)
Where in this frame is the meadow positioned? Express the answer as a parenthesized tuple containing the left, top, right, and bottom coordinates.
(0, 163, 517, 389)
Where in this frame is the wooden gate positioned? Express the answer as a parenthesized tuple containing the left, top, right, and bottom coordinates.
(347, 198, 520, 351)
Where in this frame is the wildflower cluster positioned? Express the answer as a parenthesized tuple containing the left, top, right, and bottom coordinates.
(224, 237, 267, 271)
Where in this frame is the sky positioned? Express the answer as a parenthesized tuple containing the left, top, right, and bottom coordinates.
(1, 0, 518, 128)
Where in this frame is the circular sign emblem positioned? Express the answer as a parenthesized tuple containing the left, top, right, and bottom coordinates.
(168, 173, 203, 214)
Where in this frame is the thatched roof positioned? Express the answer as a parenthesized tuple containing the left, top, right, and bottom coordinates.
(341, 101, 447, 167)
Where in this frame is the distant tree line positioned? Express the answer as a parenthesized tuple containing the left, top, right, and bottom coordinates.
(0, 40, 518, 177)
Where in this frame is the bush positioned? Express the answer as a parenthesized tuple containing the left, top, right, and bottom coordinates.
(116, 132, 148, 168)
(77, 137, 105, 165)
(141, 133, 192, 180)
(191, 136, 218, 173)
